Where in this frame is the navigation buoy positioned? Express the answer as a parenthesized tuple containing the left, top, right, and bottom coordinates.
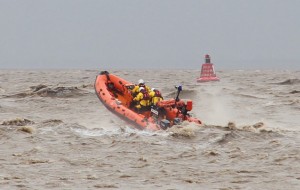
(197, 54, 220, 82)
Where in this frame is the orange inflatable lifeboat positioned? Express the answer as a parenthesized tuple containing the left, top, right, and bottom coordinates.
(94, 71, 202, 130)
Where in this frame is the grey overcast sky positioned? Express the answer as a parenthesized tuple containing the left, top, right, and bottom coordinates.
(0, 0, 299, 70)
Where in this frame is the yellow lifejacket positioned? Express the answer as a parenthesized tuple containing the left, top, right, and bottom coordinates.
(133, 91, 150, 107)
(149, 90, 163, 106)
(132, 84, 150, 97)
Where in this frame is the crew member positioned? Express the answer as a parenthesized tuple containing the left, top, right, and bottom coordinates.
(149, 88, 163, 106)
(131, 79, 150, 98)
(133, 87, 151, 113)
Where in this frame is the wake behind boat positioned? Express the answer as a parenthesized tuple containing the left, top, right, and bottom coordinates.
(94, 71, 202, 130)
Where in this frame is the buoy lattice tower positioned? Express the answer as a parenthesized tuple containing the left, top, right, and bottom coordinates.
(197, 54, 220, 82)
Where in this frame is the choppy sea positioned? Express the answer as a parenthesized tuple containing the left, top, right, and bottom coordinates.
(0, 69, 299, 189)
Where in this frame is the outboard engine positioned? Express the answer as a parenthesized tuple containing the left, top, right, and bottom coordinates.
(173, 118, 182, 125)
(160, 119, 170, 130)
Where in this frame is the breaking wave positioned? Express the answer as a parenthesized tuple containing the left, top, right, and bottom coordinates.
(277, 79, 300, 85)
(1, 118, 35, 126)
(4, 85, 89, 98)
(290, 90, 300, 94)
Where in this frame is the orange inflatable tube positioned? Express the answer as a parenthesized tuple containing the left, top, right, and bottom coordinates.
(94, 71, 201, 130)
(94, 71, 159, 130)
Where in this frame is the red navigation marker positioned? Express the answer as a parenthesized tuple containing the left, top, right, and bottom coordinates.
(197, 54, 220, 82)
